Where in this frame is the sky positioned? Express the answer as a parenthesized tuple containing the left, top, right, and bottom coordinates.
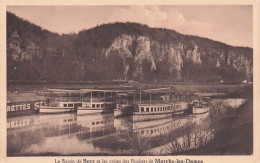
(7, 5, 253, 47)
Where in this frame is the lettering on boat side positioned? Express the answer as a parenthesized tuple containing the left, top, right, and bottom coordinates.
(6, 101, 44, 112)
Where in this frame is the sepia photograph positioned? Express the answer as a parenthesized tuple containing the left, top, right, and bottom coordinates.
(2, 3, 259, 162)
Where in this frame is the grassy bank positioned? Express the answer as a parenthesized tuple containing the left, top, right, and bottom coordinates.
(179, 100, 253, 155)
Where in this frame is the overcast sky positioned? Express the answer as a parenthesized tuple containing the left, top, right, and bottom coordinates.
(7, 5, 252, 47)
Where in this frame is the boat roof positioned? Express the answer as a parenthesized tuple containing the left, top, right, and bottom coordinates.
(47, 89, 82, 93)
(141, 87, 173, 93)
(47, 86, 174, 94)
(80, 88, 136, 93)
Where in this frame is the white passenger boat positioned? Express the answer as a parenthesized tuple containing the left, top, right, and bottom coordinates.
(77, 89, 117, 115)
(132, 103, 174, 122)
(132, 87, 190, 122)
(192, 97, 210, 114)
(39, 101, 81, 114)
(77, 101, 115, 115)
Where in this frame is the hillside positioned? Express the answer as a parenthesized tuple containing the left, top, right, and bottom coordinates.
(7, 12, 253, 83)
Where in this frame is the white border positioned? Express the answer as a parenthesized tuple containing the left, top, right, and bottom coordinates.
(0, 0, 259, 163)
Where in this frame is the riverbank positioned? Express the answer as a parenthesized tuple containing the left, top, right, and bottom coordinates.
(179, 100, 253, 155)
(8, 83, 252, 96)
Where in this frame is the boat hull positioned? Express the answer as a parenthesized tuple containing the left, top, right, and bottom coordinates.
(39, 106, 75, 114)
(132, 112, 173, 122)
(192, 107, 210, 114)
(77, 107, 114, 115)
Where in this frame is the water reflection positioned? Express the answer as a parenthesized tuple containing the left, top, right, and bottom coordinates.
(7, 109, 216, 156)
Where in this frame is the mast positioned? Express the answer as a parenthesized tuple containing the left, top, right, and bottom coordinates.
(150, 92, 151, 105)
(139, 90, 142, 104)
(90, 91, 93, 103)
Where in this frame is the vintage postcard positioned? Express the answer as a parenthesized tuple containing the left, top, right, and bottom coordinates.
(0, 0, 259, 163)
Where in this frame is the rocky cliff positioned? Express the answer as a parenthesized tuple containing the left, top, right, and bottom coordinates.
(104, 34, 252, 82)
(7, 12, 253, 83)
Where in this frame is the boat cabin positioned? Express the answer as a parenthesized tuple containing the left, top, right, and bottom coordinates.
(82, 102, 115, 109)
(59, 102, 82, 108)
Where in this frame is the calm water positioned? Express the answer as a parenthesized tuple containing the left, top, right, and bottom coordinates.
(7, 109, 216, 156)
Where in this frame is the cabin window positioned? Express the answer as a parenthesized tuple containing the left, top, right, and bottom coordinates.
(151, 107, 153, 112)
(146, 107, 149, 112)
(92, 104, 95, 108)
(64, 104, 67, 107)
(141, 130, 144, 134)
(101, 104, 104, 107)
(78, 103, 82, 107)
(68, 104, 73, 107)
(141, 107, 144, 112)
(100, 121, 103, 124)
(92, 122, 95, 125)
(194, 102, 202, 108)
(157, 107, 160, 111)
(97, 104, 100, 108)
(96, 121, 99, 125)
(160, 107, 162, 111)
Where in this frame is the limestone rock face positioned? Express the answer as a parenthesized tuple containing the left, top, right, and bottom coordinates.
(105, 34, 252, 81)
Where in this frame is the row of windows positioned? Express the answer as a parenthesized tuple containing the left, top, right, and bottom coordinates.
(138, 104, 182, 112)
(92, 103, 114, 108)
(63, 103, 82, 107)
(139, 106, 171, 112)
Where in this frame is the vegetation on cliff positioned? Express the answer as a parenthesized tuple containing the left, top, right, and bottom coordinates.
(7, 12, 253, 83)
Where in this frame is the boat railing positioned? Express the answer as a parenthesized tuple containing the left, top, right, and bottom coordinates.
(50, 97, 82, 102)
(81, 97, 115, 103)
(135, 100, 169, 105)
